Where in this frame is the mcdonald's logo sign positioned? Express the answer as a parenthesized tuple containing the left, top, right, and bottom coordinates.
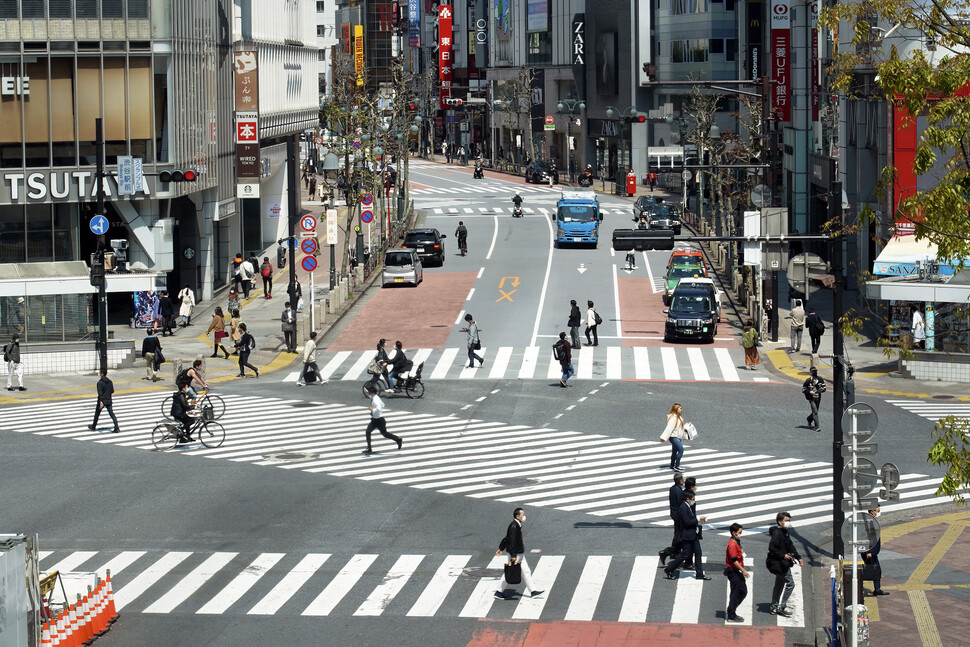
(750, 19, 760, 27)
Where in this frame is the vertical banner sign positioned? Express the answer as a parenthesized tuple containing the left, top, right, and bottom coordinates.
(354, 25, 365, 86)
(234, 51, 260, 184)
(770, 0, 791, 121)
(810, 0, 820, 122)
(438, 4, 453, 110)
(342, 24, 351, 54)
(409, 0, 420, 47)
(572, 14, 586, 101)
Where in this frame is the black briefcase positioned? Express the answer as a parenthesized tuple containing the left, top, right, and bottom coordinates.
(504, 560, 522, 585)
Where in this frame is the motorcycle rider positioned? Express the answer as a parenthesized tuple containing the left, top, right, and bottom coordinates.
(473, 158, 484, 178)
(455, 221, 468, 255)
(579, 164, 593, 186)
(512, 193, 523, 217)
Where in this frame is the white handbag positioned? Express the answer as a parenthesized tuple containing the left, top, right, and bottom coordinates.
(684, 422, 698, 440)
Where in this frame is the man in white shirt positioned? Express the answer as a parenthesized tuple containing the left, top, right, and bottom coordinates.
(911, 306, 926, 349)
(789, 300, 806, 353)
(362, 386, 402, 455)
(239, 257, 255, 299)
(296, 331, 326, 386)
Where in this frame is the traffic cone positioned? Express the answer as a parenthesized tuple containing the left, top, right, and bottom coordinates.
(94, 580, 107, 635)
(105, 569, 118, 624)
(75, 594, 88, 646)
(83, 588, 95, 645)
(41, 623, 52, 647)
(50, 611, 60, 647)
(62, 604, 75, 647)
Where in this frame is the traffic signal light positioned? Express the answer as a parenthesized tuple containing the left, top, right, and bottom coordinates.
(626, 114, 647, 124)
(612, 229, 675, 251)
(159, 169, 197, 183)
(277, 245, 287, 269)
(444, 98, 463, 107)
(90, 257, 105, 287)
(407, 101, 418, 112)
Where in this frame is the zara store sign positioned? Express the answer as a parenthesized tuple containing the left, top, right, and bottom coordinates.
(1, 170, 155, 204)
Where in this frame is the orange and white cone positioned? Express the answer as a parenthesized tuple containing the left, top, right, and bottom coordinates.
(41, 622, 52, 647)
(50, 611, 61, 647)
(62, 604, 75, 647)
(82, 590, 95, 645)
(94, 580, 108, 635)
(105, 569, 119, 624)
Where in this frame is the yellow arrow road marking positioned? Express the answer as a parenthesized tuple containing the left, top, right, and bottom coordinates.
(499, 276, 521, 288)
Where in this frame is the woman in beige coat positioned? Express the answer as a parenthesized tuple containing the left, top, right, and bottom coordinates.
(229, 309, 242, 355)
(660, 403, 689, 472)
(205, 307, 231, 359)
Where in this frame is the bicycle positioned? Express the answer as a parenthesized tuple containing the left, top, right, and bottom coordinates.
(161, 389, 225, 421)
(152, 408, 226, 450)
(458, 237, 468, 256)
(362, 361, 425, 399)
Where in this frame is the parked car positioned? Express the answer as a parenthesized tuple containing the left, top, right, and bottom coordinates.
(664, 283, 719, 343)
(647, 205, 682, 235)
(525, 160, 559, 184)
(667, 248, 707, 272)
(402, 228, 447, 266)
(663, 263, 708, 305)
(382, 249, 423, 287)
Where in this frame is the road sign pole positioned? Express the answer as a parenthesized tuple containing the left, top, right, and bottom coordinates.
(287, 135, 299, 311)
(851, 409, 859, 647)
(832, 180, 846, 559)
(95, 118, 108, 372)
(309, 269, 315, 333)
(330, 244, 336, 290)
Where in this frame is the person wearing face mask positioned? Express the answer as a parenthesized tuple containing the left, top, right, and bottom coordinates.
(663, 489, 710, 581)
(863, 507, 889, 596)
(494, 507, 544, 600)
(724, 523, 749, 623)
(766, 511, 803, 617)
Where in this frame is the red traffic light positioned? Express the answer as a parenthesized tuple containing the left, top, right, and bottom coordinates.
(628, 114, 647, 124)
(407, 102, 417, 111)
(159, 169, 197, 183)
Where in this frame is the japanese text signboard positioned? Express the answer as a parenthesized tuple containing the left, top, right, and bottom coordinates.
(770, 0, 791, 122)
(438, 4, 453, 110)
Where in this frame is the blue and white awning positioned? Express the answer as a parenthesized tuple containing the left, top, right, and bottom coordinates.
(871, 235, 960, 276)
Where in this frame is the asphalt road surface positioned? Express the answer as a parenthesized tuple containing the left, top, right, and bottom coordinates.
(3, 161, 957, 647)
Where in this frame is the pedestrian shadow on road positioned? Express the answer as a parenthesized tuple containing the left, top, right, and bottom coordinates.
(573, 522, 634, 529)
(790, 528, 826, 564)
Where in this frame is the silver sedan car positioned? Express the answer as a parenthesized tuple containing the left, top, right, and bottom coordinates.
(382, 248, 423, 287)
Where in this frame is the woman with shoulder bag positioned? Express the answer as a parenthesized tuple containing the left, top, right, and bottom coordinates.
(741, 319, 760, 370)
(660, 403, 690, 472)
(205, 307, 231, 359)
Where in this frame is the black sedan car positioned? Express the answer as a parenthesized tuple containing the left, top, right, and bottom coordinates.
(525, 160, 559, 184)
(402, 228, 447, 266)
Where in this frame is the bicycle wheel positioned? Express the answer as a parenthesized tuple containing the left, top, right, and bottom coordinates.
(204, 394, 226, 419)
(161, 395, 174, 421)
(198, 421, 226, 449)
(406, 380, 425, 399)
(152, 422, 180, 450)
(362, 378, 379, 398)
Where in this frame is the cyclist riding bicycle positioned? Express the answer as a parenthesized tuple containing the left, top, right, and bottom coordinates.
(387, 340, 410, 392)
(455, 221, 468, 255)
(170, 382, 195, 443)
(176, 359, 208, 409)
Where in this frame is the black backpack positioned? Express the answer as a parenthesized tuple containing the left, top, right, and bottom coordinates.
(176, 368, 192, 387)
(594, 310, 603, 325)
(552, 340, 565, 361)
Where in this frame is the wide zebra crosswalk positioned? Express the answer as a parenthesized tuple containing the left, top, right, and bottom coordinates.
(885, 398, 970, 423)
(282, 346, 766, 384)
(37, 548, 805, 626)
(412, 182, 564, 198)
(427, 205, 632, 217)
(1, 393, 945, 530)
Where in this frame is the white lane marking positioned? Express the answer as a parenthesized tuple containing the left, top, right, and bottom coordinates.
(459, 348, 486, 378)
(302, 554, 379, 616)
(547, 351, 562, 380)
(486, 216, 499, 260)
(660, 347, 681, 381)
(714, 347, 741, 382)
(564, 555, 612, 621)
(431, 347, 460, 380)
(341, 352, 375, 381)
(455, 310, 466, 325)
(433, 208, 442, 214)
(475, 396, 487, 402)
(687, 347, 710, 381)
(618, 555, 658, 622)
(777, 565, 804, 627)
(47, 551, 98, 574)
(97, 551, 147, 578)
(607, 347, 622, 380)
(529, 204, 556, 347)
(197, 553, 285, 615)
(113, 552, 192, 611)
(489, 346, 513, 379)
(577, 346, 594, 379)
(512, 555, 564, 619)
(143, 552, 238, 614)
(612, 263, 622, 340)
(517, 346, 540, 379)
(634, 347, 651, 379)
(464, 207, 474, 213)
(725, 567, 753, 625)
(354, 554, 425, 616)
(477, 267, 484, 279)
(668, 557, 708, 623)
(407, 555, 471, 617)
(319, 351, 352, 380)
(466, 288, 475, 301)
(459, 555, 505, 617)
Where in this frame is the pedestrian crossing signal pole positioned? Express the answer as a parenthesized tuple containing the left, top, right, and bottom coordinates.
(95, 118, 108, 373)
(286, 135, 299, 309)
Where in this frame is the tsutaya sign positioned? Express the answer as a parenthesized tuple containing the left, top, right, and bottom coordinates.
(1, 170, 155, 204)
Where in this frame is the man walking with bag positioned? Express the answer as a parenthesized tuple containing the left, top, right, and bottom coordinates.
(555, 332, 573, 388)
(296, 331, 326, 386)
(4, 333, 24, 391)
(659, 473, 685, 565)
(766, 511, 803, 617)
(461, 313, 484, 368)
(663, 489, 710, 580)
(805, 307, 824, 354)
(567, 299, 582, 349)
(494, 507, 543, 600)
(802, 367, 826, 431)
(788, 299, 805, 353)
(87, 368, 120, 433)
(281, 302, 297, 353)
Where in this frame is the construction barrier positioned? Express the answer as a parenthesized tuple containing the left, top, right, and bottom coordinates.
(40, 569, 119, 645)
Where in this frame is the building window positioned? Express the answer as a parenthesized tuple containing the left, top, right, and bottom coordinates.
(668, 0, 709, 15)
(0, 0, 20, 19)
(317, 1, 326, 12)
(670, 39, 709, 63)
(22, 0, 45, 18)
(128, 0, 149, 18)
(49, 0, 73, 18)
(318, 49, 327, 61)
(75, 0, 97, 18)
(317, 25, 327, 37)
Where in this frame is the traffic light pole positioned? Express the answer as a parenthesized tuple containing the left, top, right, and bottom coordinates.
(831, 180, 846, 558)
(95, 118, 108, 372)
(286, 135, 299, 309)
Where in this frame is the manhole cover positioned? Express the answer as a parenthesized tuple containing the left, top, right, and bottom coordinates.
(290, 402, 321, 408)
(263, 452, 318, 462)
(490, 477, 537, 487)
(932, 395, 955, 400)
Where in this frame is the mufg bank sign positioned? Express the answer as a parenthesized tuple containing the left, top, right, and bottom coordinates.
(0, 170, 155, 204)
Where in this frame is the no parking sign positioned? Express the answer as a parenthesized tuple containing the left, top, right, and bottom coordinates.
(361, 210, 374, 224)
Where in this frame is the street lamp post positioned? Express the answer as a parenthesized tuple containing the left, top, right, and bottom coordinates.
(556, 99, 586, 183)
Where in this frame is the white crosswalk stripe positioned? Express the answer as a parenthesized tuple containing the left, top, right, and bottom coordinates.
(428, 206, 630, 216)
(3, 393, 945, 530)
(38, 549, 803, 626)
(282, 345, 770, 384)
(885, 399, 970, 423)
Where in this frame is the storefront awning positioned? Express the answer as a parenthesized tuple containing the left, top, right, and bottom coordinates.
(866, 276, 970, 303)
(871, 235, 962, 276)
(0, 261, 165, 297)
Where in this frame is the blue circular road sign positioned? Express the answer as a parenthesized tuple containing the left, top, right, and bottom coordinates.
(301, 256, 318, 272)
(301, 238, 318, 255)
(361, 193, 373, 206)
(89, 215, 109, 235)
(361, 209, 374, 224)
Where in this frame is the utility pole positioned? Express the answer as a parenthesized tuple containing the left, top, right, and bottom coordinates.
(286, 135, 299, 308)
(831, 179, 846, 557)
(95, 118, 108, 372)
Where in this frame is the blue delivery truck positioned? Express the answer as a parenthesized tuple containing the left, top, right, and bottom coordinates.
(555, 189, 603, 247)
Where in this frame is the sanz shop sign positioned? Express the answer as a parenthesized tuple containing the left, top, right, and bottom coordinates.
(1, 170, 155, 204)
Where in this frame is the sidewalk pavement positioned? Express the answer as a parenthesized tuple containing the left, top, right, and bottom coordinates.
(0, 192, 385, 407)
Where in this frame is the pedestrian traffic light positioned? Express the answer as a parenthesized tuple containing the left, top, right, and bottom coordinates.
(277, 245, 287, 269)
(159, 169, 197, 183)
(612, 229, 675, 251)
(626, 114, 647, 124)
(90, 257, 105, 288)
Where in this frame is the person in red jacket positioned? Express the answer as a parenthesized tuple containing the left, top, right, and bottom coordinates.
(724, 522, 749, 623)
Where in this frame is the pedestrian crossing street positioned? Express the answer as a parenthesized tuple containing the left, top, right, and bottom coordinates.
(1, 393, 945, 531)
(37, 548, 806, 626)
(282, 345, 770, 384)
(885, 399, 970, 423)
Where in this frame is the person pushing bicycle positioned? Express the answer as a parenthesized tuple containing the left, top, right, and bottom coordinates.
(455, 221, 468, 256)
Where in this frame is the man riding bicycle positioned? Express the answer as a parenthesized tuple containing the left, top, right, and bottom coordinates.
(455, 221, 468, 255)
(170, 382, 195, 443)
(177, 359, 208, 407)
(387, 340, 410, 392)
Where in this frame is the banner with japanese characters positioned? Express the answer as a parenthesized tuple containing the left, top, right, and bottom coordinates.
(234, 51, 260, 183)
(438, 4, 453, 110)
(770, 0, 790, 122)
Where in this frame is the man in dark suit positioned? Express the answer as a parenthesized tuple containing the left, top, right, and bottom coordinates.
(659, 473, 685, 565)
(157, 291, 175, 336)
(863, 507, 889, 596)
(87, 368, 120, 433)
(494, 507, 543, 600)
(663, 490, 711, 580)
